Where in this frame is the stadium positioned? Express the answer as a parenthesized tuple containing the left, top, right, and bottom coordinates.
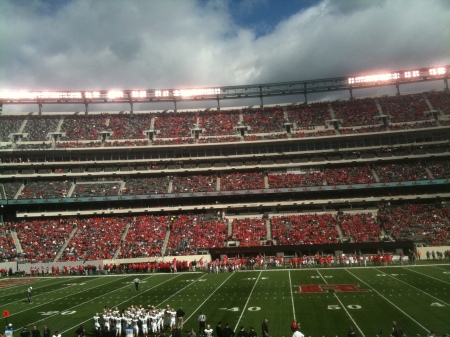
(0, 63, 450, 337)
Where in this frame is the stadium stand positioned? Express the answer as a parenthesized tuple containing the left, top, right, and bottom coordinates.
(0, 82, 449, 263)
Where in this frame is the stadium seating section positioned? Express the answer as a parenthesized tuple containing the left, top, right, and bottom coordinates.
(0, 90, 449, 262)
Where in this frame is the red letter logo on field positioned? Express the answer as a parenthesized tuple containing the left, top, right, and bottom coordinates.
(296, 284, 370, 293)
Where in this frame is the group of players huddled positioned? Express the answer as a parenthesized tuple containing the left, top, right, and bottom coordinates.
(94, 305, 185, 337)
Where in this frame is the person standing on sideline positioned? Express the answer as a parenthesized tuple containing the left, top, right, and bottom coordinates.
(248, 327, 257, 337)
(198, 312, 206, 336)
(222, 324, 234, 337)
(261, 319, 269, 337)
(32, 326, 41, 337)
(290, 320, 298, 333)
(216, 322, 223, 337)
(133, 278, 140, 291)
(43, 326, 51, 337)
(237, 327, 248, 337)
(28, 286, 33, 303)
(204, 325, 213, 337)
(75, 325, 85, 337)
(391, 321, 404, 337)
(348, 326, 356, 337)
(52, 331, 61, 337)
(21, 326, 31, 337)
(176, 307, 185, 330)
(188, 328, 197, 337)
(5, 324, 14, 337)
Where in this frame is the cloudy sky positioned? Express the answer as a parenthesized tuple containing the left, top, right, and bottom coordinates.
(1, 0, 449, 111)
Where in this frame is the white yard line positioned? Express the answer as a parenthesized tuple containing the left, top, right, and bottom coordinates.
(288, 270, 296, 320)
(0, 277, 77, 297)
(316, 270, 365, 337)
(403, 266, 450, 285)
(184, 272, 235, 324)
(345, 269, 429, 333)
(23, 274, 159, 330)
(375, 268, 450, 306)
(234, 271, 262, 333)
(6, 276, 120, 316)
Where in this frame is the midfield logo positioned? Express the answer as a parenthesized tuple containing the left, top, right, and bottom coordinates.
(297, 284, 370, 293)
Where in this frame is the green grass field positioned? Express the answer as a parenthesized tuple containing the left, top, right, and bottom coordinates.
(1, 263, 450, 337)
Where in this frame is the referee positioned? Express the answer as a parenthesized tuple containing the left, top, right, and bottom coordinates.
(27, 286, 32, 303)
(133, 278, 140, 291)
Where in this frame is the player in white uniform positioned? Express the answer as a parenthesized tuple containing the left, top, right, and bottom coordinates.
(164, 305, 172, 331)
(132, 315, 139, 337)
(114, 314, 123, 337)
(125, 316, 134, 337)
(140, 311, 149, 337)
(103, 311, 111, 331)
(150, 311, 158, 335)
(204, 324, 213, 337)
(169, 308, 177, 329)
(94, 313, 101, 336)
(158, 309, 164, 333)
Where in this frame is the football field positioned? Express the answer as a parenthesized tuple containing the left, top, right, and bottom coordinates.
(1, 263, 450, 337)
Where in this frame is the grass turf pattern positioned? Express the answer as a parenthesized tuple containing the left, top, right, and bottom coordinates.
(1, 264, 449, 337)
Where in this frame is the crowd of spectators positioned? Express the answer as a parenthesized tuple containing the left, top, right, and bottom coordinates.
(60, 217, 127, 261)
(0, 116, 24, 141)
(374, 162, 430, 182)
(60, 115, 108, 141)
(72, 182, 121, 197)
(123, 177, 169, 195)
(0, 229, 17, 261)
(287, 102, 330, 128)
(231, 217, 267, 246)
(220, 172, 265, 191)
(1, 201, 449, 262)
(117, 215, 168, 258)
(323, 166, 376, 185)
(270, 213, 339, 245)
(11, 218, 75, 262)
(23, 116, 59, 141)
(378, 94, 430, 123)
(172, 175, 217, 193)
(378, 203, 450, 246)
(108, 114, 153, 139)
(268, 172, 324, 188)
(3, 159, 449, 200)
(427, 91, 450, 115)
(427, 160, 450, 179)
(154, 112, 197, 138)
(18, 180, 72, 199)
(3, 181, 23, 199)
(332, 97, 379, 127)
(167, 214, 228, 254)
(242, 107, 285, 133)
(198, 110, 240, 136)
(337, 213, 381, 243)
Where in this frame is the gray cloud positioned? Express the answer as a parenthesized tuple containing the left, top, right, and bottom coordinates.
(0, 0, 449, 111)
